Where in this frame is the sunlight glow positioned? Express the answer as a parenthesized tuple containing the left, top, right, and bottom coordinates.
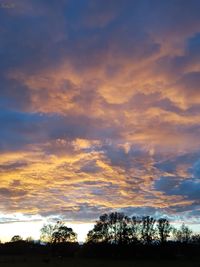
(0, 221, 94, 243)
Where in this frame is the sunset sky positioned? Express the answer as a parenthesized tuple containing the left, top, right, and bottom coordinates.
(1, 0, 200, 242)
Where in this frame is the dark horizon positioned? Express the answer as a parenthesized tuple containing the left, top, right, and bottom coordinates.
(0, 0, 200, 242)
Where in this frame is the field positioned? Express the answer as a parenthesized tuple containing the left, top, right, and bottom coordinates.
(0, 257, 199, 267)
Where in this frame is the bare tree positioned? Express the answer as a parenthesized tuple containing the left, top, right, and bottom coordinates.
(157, 218, 172, 243)
(172, 223, 192, 243)
(130, 216, 142, 243)
(141, 216, 156, 244)
(109, 212, 131, 244)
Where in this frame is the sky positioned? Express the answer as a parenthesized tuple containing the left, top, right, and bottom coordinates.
(0, 0, 200, 242)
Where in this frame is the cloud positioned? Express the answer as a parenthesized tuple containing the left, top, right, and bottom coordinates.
(154, 175, 200, 203)
(192, 159, 200, 178)
(0, 0, 200, 226)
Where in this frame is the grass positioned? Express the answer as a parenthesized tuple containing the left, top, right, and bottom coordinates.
(0, 256, 199, 267)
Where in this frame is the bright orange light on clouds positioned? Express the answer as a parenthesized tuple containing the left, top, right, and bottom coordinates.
(1, 0, 200, 240)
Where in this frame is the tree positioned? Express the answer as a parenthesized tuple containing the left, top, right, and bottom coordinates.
(172, 223, 192, 243)
(191, 234, 200, 245)
(10, 235, 23, 242)
(86, 212, 131, 244)
(87, 213, 110, 243)
(25, 236, 34, 243)
(40, 221, 77, 243)
(180, 223, 192, 243)
(130, 216, 142, 243)
(40, 223, 55, 243)
(157, 218, 172, 243)
(52, 223, 77, 243)
(108, 212, 131, 244)
(141, 216, 156, 244)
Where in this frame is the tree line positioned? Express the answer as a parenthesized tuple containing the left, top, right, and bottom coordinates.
(4, 212, 200, 245)
(86, 212, 195, 245)
(1, 212, 200, 260)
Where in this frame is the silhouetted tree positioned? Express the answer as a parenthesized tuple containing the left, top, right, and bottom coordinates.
(86, 212, 131, 244)
(157, 218, 172, 243)
(141, 216, 156, 244)
(25, 236, 34, 243)
(40, 223, 55, 243)
(10, 235, 23, 242)
(52, 222, 77, 243)
(109, 212, 131, 244)
(87, 213, 110, 243)
(130, 216, 142, 243)
(172, 223, 192, 243)
(191, 234, 200, 245)
(40, 221, 77, 243)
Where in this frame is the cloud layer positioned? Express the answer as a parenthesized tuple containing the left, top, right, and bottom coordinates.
(1, 0, 200, 225)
